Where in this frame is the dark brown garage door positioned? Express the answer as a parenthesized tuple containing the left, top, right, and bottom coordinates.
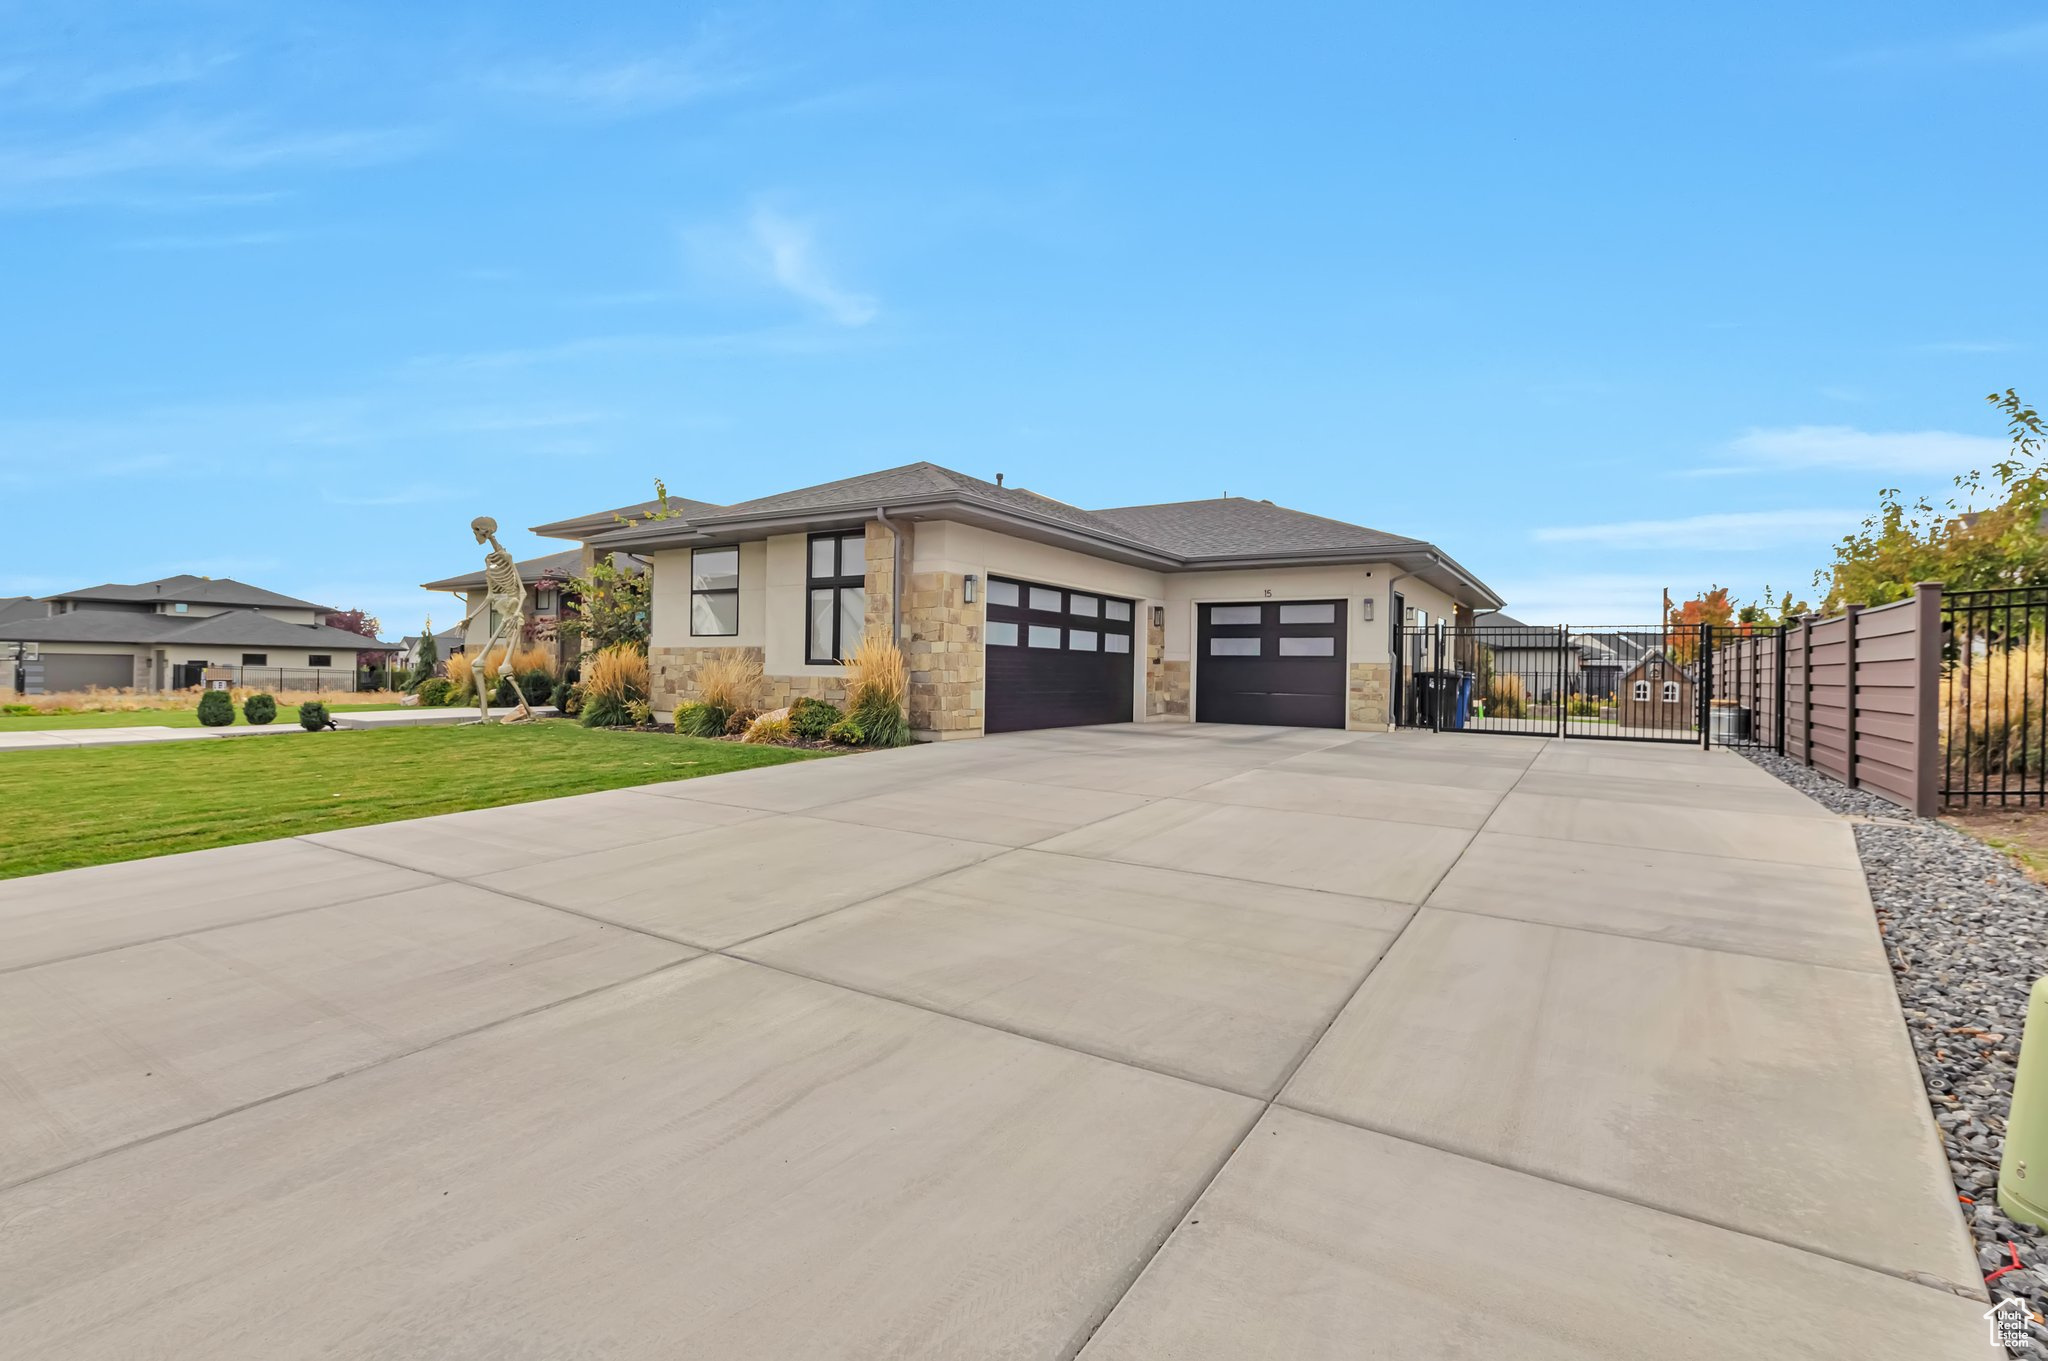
(1196, 599, 1347, 728)
(985, 576, 1135, 733)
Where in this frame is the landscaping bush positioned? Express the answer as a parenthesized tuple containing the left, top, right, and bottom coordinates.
(196, 690, 235, 727)
(519, 669, 554, 707)
(493, 675, 519, 706)
(697, 648, 763, 714)
(743, 715, 792, 744)
(4, 702, 36, 716)
(1485, 674, 1528, 720)
(825, 716, 866, 746)
(417, 677, 453, 707)
(508, 644, 557, 679)
(579, 644, 648, 728)
(723, 706, 761, 737)
(550, 678, 573, 711)
(242, 693, 278, 725)
(674, 702, 729, 737)
(298, 700, 330, 731)
(842, 635, 910, 747)
(628, 699, 653, 727)
(561, 683, 585, 717)
(789, 696, 841, 739)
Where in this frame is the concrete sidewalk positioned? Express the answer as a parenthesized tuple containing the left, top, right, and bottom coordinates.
(0, 725, 1993, 1357)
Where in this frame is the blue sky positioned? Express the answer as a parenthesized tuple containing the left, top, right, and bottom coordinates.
(2, 3, 2043, 632)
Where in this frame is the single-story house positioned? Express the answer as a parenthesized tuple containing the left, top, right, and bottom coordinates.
(526, 461, 1501, 737)
(1467, 612, 1580, 704)
(1570, 629, 1659, 700)
(420, 548, 648, 672)
(1, 575, 396, 694)
(393, 623, 469, 673)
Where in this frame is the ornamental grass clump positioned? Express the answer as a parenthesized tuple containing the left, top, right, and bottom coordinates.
(1485, 673, 1528, 720)
(1943, 638, 2048, 786)
(841, 634, 910, 747)
(674, 701, 729, 737)
(580, 644, 649, 728)
(696, 649, 763, 714)
(742, 715, 792, 744)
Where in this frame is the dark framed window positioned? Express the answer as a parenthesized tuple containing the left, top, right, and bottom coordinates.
(691, 545, 740, 637)
(806, 531, 867, 662)
(241, 653, 267, 666)
(308, 654, 332, 668)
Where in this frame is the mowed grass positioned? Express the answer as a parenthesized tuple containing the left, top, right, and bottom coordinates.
(0, 721, 825, 880)
(0, 703, 389, 732)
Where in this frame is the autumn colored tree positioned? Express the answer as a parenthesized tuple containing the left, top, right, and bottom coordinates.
(1663, 585, 1735, 661)
(1816, 389, 2048, 609)
(324, 608, 386, 670)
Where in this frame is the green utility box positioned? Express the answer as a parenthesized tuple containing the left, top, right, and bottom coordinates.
(2000, 976, 2048, 1228)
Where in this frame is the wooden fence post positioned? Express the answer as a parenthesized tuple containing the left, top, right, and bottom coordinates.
(1800, 612, 1815, 765)
(1843, 603, 1863, 788)
(1912, 581, 1942, 816)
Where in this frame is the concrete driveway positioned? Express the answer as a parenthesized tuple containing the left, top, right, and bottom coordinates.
(0, 725, 1993, 1357)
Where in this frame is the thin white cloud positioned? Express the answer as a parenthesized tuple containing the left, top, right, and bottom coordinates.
(1837, 20, 2048, 68)
(1915, 339, 2015, 353)
(485, 38, 758, 115)
(11, 51, 242, 108)
(1485, 574, 1677, 626)
(1686, 424, 2006, 477)
(0, 120, 430, 205)
(113, 230, 290, 251)
(748, 207, 878, 326)
(1534, 508, 1865, 550)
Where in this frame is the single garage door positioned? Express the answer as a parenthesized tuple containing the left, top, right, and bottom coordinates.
(985, 576, 1135, 733)
(1196, 599, 1347, 728)
(36, 652, 136, 693)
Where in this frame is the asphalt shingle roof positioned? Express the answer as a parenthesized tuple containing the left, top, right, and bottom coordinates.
(0, 596, 45, 626)
(1091, 497, 1424, 559)
(420, 549, 645, 593)
(47, 575, 330, 612)
(0, 609, 393, 650)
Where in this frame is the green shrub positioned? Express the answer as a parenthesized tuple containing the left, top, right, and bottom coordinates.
(493, 675, 519, 706)
(298, 700, 330, 731)
(562, 683, 584, 717)
(674, 702, 729, 737)
(196, 690, 235, 727)
(743, 715, 792, 744)
(3, 703, 34, 716)
(723, 706, 760, 737)
(789, 696, 841, 738)
(520, 669, 554, 707)
(416, 677, 452, 707)
(242, 693, 278, 725)
(850, 692, 907, 748)
(628, 699, 653, 727)
(825, 716, 866, 746)
(550, 678, 572, 711)
(581, 691, 633, 728)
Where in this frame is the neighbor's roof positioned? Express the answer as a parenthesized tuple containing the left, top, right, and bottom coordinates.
(45, 574, 332, 612)
(420, 549, 646, 593)
(530, 495, 732, 540)
(1470, 612, 1581, 649)
(0, 595, 46, 626)
(0, 608, 395, 650)
(537, 461, 1502, 606)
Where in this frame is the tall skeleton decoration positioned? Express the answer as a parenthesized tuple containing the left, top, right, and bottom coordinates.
(461, 516, 535, 724)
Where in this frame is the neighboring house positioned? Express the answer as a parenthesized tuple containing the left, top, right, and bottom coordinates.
(1469, 612, 1581, 703)
(1614, 651, 1693, 729)
(0, 575, 395, 694)
(419, 548, 648, 671)
(1570, 629, 1659, 700)
(393, 623, 468, 673)
(524, 461, 1501, 737)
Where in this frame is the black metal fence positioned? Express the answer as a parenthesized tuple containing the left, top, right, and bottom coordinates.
(1943, 584, 2048, 807)
(1395, 622, 1705, 744)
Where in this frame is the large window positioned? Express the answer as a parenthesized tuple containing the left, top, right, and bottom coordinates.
(807, 531, 867, 662)
(691, 546, 740, 637)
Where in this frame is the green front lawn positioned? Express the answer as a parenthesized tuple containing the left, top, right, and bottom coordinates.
(0, 721, 824, 880)
(0, 703, 390, 732)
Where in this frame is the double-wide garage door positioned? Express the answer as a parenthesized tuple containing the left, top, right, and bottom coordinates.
(1196, 598, 1347, 728)
(985, 576, 1135, 734)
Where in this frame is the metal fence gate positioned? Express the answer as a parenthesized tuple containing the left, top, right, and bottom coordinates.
(1395, 622, 1710, 744)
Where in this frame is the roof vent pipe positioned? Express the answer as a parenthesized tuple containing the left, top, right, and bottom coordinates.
(995, 473, 1004, 487)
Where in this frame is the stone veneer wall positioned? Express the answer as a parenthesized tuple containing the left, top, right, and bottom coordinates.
(649, 645, 847, 714)
(1348, 661, 1390, 728)
(903, 568, 983, 736)
(1145, 608, 1189, 718)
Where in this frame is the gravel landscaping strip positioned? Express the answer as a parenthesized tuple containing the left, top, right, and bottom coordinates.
(1741, 747, 2048, 1355)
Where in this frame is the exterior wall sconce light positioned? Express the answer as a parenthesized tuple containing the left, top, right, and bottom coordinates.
(1151, 605, 1165, 628)
(963, 574, 977, 603)
(1361, 598, 1374, 622)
